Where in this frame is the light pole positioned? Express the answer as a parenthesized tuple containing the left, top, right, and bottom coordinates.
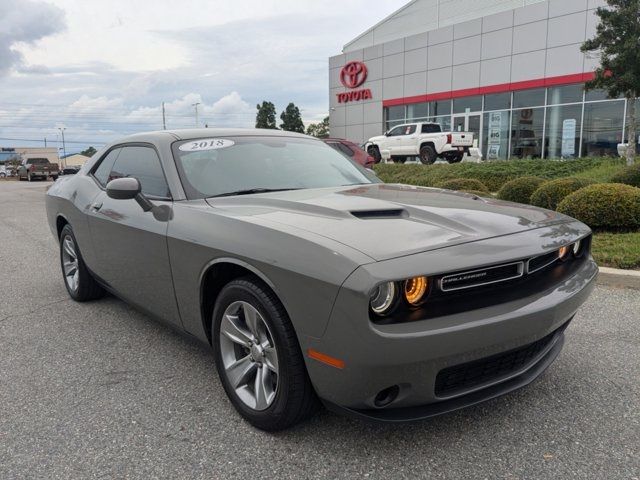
(192, 102, 201, 127)
(58, 127, 67, 167)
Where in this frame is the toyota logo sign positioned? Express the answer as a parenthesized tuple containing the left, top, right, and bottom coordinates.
(340, 61, 368, 89)
(336, 61, 372, 104)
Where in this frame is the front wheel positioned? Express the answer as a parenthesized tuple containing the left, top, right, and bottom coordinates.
(367, 145, 382, 163)
(213, 277, 318, 431)
(59, 224, 105, 301)
(419, 145, 437, 164)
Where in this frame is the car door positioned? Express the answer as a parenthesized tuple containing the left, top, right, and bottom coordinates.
(86, 144, 181, 326)
(396, 124, 418, 155)
(385, 126, 405, 154)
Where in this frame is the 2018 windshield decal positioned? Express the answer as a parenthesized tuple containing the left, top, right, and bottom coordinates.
(178, 139, 235, 152)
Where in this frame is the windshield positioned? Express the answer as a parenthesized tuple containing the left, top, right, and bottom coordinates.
(172, 136, 378, 199)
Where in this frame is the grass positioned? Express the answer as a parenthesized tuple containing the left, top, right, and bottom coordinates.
(592, 232, 640, 270)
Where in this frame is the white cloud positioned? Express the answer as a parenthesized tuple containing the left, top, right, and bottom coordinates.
(0, 0, 66, 76)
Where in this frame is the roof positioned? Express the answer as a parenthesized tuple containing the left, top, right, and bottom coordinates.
(117, 128, 311, 143)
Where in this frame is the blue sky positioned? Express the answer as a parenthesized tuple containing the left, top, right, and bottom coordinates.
(0, 0, 407, 153)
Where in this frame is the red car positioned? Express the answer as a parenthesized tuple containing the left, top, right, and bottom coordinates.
(323, 138, 376, 168)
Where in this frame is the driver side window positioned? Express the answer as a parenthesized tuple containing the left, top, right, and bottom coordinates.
(109, 146, 171, 198)
(388, 126, 404, 137)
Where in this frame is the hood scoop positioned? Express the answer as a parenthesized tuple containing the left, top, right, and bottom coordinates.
(350, 209, 408, 219)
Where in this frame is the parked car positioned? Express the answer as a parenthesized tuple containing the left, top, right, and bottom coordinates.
(61, 166, 81, 176)
(46, 129, 597, 431)
(366, 122, 474, 164)
(323, 138, 375, 168)
(17, 158, 59, 181)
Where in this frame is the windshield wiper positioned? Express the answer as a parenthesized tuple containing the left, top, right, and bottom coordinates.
(209, 188, 301, 198)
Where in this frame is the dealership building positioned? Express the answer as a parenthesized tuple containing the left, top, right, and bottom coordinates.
(329, 0, 629, 160)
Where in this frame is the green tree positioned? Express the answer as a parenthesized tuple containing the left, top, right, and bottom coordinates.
(255, 101, 277, 129)
(279, 102, 305, 133)
(306, 116, 330, 138)
(80, 146, 97, 157)
(581, 0, 640, 165)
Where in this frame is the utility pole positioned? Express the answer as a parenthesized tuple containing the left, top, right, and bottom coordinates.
(162, 102, 166, 130)
(58, 127, 66, 168)
(192, 102, 201, 127)
(44, 137, 47, 147)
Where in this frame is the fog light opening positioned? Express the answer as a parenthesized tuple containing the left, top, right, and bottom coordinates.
(374, 385, 400, 408)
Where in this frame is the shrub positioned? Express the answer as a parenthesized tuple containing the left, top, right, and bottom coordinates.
(497, 176, 546, 204)
(557, 183, 640, 230)
(437, 178, 489, 192)
(530, 177, 595, 210)
(611, 163, 640, 188)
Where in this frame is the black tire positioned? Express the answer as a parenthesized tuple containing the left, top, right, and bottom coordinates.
(448, 153, 464, 164)
(59, 224, 105, 302)
(367, 145, 382, 163)
(212, 277, 319, 431)
(419, 145, 437, 165)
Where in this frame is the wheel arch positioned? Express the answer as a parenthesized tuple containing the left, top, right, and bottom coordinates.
(56, 214, 70, 240)
(199, 257, 286, 345)
(419, 141, 436, 150)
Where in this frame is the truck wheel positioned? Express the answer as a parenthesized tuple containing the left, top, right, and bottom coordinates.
(367, 146, 382, 163)
(213, 277, 319, 431)
(419, 145, 437, 165)
(59, 224, 105, 301)
(448, 153, 464, 164)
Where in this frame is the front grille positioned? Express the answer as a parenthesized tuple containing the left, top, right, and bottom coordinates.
(440, 262, 524, 291)
(434, 327, 560, 397)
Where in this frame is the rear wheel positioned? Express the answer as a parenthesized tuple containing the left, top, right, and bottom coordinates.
(59, 224, 104, 301)
(447, 152, 464, 164)
(419, 145, 437, 165)
(212, 277, 319, 431)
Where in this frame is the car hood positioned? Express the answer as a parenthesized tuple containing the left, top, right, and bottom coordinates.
(368, 135, 386, 144)
(205, 184, 569, 262)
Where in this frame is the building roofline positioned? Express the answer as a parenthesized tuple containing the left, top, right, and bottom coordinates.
(343, 0, 418, 52)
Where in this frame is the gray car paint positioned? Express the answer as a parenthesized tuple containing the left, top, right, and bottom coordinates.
(46, 128, 597, 419)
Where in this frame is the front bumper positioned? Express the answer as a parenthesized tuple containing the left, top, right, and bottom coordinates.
(302, 253, 597, 420)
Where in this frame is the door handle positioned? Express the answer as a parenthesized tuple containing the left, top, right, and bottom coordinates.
(90, 201, 103, 211)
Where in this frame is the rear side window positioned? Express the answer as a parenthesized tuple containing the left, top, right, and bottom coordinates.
(337, 143, 354, 156)
(109, 146, 170, 198)
(93, 148, 121, 186)
(421, 124, 441, 133)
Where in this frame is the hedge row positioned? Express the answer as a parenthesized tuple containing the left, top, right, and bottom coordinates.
(374, 157, 625, 192)
(558, 184, 640, 230)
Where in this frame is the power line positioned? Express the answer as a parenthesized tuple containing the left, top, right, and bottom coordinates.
(0, 136, 106, 145)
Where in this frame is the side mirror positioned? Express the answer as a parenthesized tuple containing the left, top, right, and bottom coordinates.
(384, 131, 390, 136)
(106, 177, 140, 200)
(106, 177, 154, 212)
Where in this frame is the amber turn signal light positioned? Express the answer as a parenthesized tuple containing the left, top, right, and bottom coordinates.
(559, 245, 571, 261)
(404, 276, 428, 305)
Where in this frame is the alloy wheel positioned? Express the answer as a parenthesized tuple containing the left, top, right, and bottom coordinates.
(61, 235, 79, 292)
(219, 301, 279, 411)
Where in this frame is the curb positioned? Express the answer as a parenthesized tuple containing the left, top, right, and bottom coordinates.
(597, 266, 640, 290)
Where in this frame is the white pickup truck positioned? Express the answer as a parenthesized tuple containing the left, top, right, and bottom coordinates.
(366, 122, 474, 164)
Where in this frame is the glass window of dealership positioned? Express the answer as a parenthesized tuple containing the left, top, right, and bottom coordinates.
(384, 84, 627, 160)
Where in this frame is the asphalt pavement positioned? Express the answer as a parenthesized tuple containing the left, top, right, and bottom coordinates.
(0, 180, 638, 479)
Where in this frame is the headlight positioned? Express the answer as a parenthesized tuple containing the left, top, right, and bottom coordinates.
(559, 245, 571, 261)
(404, 276, 428, 306)
(573, 240, 582, 256)
(370, 282, 397, 315)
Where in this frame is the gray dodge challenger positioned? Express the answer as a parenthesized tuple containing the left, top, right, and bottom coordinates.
(46, 128, 597, 430)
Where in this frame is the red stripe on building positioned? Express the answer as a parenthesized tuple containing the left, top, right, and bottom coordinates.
(382, 72, 597, 107)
